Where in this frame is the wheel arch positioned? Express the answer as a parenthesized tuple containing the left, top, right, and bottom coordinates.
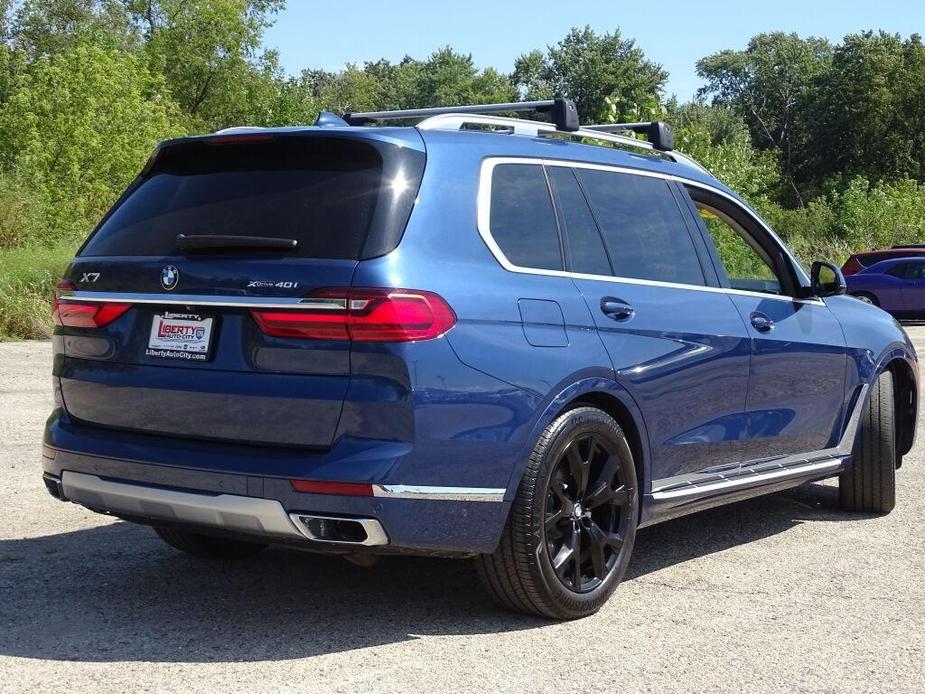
(568, 391, 647, 506)
(850, 290, 879, 305)
(504, 377, 652, 509)
(885, 356, 917, 457)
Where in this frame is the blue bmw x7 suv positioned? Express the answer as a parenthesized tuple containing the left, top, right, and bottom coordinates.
(43, 99, 918, 619)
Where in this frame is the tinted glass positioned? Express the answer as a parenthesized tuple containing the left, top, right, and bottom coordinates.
(576, 170, 704, 285)
(547, 167, 612, 276)
(908, 263, 925, 280)
(886, 263, 909, 278)
(696, 205, 780, 294)
(81, 136, 424, 259)
(490, 164, 562, 271)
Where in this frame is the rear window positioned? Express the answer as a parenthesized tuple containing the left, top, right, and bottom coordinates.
(858, 253, 890, 268)
(80, 135, 425, 259)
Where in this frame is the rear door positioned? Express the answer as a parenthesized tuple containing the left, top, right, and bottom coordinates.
(680, 186, 848, 460)
(546, 163, 752, 485)
(56, 131, 425, 449)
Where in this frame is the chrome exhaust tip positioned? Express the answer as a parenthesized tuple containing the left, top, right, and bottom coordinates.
(289, 513, 389, 547)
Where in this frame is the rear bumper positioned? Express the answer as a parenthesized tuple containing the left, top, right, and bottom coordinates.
(42, 447, 509, 555)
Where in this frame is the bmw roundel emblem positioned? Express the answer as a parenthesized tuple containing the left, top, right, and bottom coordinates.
(161, 265, 179, 291)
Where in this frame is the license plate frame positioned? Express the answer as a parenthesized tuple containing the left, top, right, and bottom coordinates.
(146, 311, 215, 362)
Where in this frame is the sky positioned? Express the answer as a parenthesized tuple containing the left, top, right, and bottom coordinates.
(264, 0, 925, 101)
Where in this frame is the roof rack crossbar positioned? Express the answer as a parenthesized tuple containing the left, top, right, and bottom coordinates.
(583, 121, 674, 152)
(345, 96, 581, 132)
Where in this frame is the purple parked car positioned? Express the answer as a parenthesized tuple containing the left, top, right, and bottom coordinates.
(846, 257, 925, 316)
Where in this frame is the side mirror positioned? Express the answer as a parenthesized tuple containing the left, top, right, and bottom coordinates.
(811, 260, 846, 298)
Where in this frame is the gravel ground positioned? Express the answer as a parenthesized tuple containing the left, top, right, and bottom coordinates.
(1, 333, 923, 693)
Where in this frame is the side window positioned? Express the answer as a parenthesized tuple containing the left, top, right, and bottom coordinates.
(906, 264, 925, 280)
(489, 164, 562, 271)
(575, 169, 705, 286)
(546, 166, 612, 276)
(886, 263, 909, 278)
(694, 203, 781, 295)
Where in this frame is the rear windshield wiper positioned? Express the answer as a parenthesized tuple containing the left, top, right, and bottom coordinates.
(176, 234, 298, 252)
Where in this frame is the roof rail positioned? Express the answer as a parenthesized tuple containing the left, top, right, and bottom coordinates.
(416, 113, 708, 175)
(583, 121, 674, 152)
(344, 97, 580, 132)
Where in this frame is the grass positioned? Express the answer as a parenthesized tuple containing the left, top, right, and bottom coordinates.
(0, 243, 76, 340)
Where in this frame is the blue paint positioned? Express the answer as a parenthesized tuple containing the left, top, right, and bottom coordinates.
(44, 123, 919, 554)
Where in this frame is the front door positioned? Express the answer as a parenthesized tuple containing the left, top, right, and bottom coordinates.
(682, 188, 848, 459)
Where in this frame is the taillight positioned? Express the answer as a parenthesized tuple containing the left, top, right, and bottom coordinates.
(52, 280, 131, 328)
(251, 288, 456, 342)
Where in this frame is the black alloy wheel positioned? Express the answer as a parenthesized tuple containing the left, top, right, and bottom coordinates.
(544, 432, 631, 593)
(475, 406, 638, 619)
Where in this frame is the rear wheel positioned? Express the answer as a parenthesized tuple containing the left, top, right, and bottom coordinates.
(153, 526, 268, 559)
(853, 292, 879, 306)
(475, 406, 638, 620)
(839, 371, 896, 514)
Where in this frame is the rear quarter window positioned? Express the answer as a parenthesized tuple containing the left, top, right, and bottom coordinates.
(488, 163, 563, 271)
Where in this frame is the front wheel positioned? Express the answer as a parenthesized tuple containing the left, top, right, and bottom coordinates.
(475, 406, 638, 619)
(839, 370, 896, 514)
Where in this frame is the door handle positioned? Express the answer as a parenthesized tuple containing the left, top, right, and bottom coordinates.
(750, 312, 774, 332)
(601, 297, 635, 321)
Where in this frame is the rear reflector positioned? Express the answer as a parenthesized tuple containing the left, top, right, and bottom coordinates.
(252, 288, 456, 342)
(290, 480, 374, 496)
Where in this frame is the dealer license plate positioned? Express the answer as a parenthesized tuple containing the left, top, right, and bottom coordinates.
(146, 312, 214, 361)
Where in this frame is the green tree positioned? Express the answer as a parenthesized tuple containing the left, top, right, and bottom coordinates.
(1, 0, 11, 42)
(414, 47, 515, 107)
(313, 48, 517, 114)
(696, 32, 833, 205)
(9, 0, 137, 56)
(0, 42, 181, 241)
(513, 26, 667, 123)
(122, 0, 284, 130)
(803, 32, 925, 193)
(669, 101, 779, 204)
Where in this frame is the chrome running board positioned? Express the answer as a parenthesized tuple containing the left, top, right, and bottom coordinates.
(650, 384, 868, 505)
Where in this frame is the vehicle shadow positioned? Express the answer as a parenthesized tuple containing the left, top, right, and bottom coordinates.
(0, 481, 867, 663)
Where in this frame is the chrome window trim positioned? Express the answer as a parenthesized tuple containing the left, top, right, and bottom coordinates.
(61, 291, 347, 310)
(477, 157, 822, 306)
(372, 484, 505, 502)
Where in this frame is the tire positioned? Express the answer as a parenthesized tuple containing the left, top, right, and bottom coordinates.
(839, 370, 896, 514)
(153, 526, 268, 559)
(475, 406, 639, 620)
(853, 292, 879, 307)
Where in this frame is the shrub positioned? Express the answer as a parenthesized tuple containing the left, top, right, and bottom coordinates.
(0, 243, 74, 339)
